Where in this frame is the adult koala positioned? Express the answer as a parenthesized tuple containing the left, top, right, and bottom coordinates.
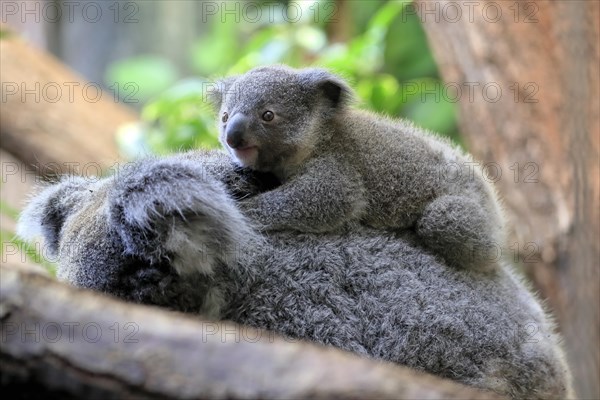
(18, 150, 572, 399)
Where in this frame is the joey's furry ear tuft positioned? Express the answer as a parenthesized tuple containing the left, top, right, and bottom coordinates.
(299, 68, 354, 108)
(205, 76, 239, 110)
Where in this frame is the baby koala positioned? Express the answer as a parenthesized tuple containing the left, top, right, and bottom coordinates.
(209, 65, 506, 270)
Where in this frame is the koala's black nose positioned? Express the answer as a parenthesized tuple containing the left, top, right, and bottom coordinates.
(225, 113, 249, 149)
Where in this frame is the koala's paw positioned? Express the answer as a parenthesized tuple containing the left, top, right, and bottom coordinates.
(416, 195, 504, 270)
(108, 158, 256, 276)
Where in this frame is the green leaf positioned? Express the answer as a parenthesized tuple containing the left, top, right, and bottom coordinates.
(0, 229, 57, 275)
(368, 0, 409, 30)
(399, 78, 458, 138)
(105, 56, 178, 102)
(0, 200, 20, 220)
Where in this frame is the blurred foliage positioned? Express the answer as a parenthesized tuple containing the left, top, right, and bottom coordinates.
(0, 199, 57, 275)
(7, 0, 458, 274)
(106, 0, 459, 157)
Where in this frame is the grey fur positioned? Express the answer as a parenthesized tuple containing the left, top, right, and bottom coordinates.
(211, 65, 506, 270)
(18, 150, 572, 399)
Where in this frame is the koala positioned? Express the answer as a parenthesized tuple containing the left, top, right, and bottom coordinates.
(210, 65, 506, 270)
(18, 150, 573, 399)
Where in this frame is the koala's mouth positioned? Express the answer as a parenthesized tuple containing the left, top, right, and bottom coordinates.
(231, 146, 258, 165)
(232, 145, 258, 155)
(233, 145, 257, 152)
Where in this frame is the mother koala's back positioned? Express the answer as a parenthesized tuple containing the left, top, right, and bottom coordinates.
(225, 227, 573, 399)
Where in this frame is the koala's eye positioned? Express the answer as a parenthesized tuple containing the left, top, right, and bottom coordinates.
(262, 110, 275, 122)
(221, 112, 229, 123)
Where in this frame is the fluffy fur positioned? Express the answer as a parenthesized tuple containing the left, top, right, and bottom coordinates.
(211, 65, 506, 270)
(18, 150, 572, 399)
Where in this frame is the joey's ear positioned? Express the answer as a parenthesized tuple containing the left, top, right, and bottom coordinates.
(299, 68, 354, 108)
(205, 75, 239, 110)
(17, 176, 90, 256)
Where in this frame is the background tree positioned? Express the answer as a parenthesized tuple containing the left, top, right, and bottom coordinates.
(417, 1, 599, 398)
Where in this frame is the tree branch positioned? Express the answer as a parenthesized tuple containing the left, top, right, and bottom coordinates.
(0, 24, 135, 174)
(0, 264, 500, 399)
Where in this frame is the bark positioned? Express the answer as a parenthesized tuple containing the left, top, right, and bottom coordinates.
(417, 1, 600, 398)
(0, 263, 499, 400)
(326, 0, 352, 43)
(0, 24, 134, 175)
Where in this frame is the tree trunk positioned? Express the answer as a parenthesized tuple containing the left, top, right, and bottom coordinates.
(0, 264, 499, 400)
(0, 24, 134, 175)
(417, 1, 599, 398)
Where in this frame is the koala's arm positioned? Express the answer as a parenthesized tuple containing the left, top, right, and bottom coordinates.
(239, 156, 365, 233)
(176, 149, 281, 200)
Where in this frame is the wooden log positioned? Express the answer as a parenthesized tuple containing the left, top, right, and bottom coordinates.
(0, 263, 499, 400)
(416, 1, 599, 398)
(0, 24, 136, 175)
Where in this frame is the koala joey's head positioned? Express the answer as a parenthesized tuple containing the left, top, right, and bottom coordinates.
(209, 65, 353, 177)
